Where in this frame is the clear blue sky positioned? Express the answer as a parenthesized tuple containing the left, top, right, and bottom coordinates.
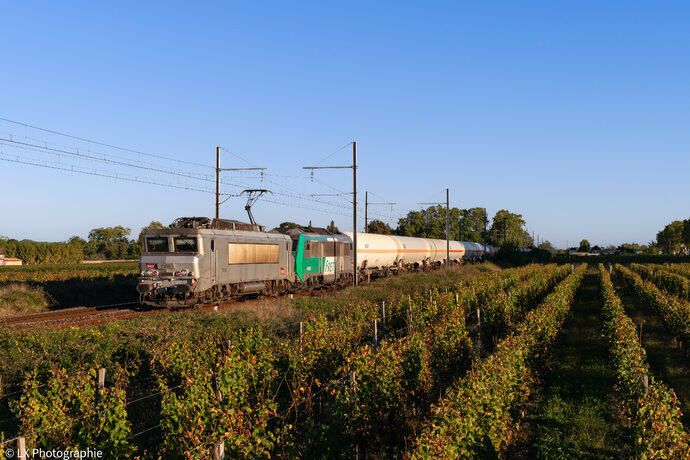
(1, 1, 688, 248)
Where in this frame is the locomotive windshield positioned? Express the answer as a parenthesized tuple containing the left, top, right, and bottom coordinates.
(174, 237, 198, 253)
(146, 237, 169, 252)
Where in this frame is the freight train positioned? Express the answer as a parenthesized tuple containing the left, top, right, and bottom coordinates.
(136, 217, 497, 307)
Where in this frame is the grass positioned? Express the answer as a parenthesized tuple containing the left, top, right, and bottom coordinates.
(0, 284, 48, 317)
(613, 273, 690, 426)
(513, 270, 630, 459)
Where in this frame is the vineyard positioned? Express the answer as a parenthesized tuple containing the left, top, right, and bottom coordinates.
(1, 262, 689, 458)
(0, 262, 139, 315)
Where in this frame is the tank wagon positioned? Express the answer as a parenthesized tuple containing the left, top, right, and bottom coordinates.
(137, 217, 497, 307)
(343, 232, 497, 277)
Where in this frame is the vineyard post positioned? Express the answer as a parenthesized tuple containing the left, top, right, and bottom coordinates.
(642, 374, 649, 395)
(454, 293, 458, 309)
(96, 368, 106, 406)
(373, 319, 378, 353)
(226, 339, 232, 352)
(17, 437, 26, 460)
(213, 440, 225, 460)
(213, 371, 222, 402)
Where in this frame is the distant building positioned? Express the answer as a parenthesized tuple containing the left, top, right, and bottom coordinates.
(0, 248, 22, 266)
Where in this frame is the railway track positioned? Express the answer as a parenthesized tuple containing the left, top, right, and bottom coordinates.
(0, 284, 343, 331)
(0, 301, 159, 331)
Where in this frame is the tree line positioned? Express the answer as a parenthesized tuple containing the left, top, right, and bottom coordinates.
(4, 207, 550, 265)
(287, 207, 545, 249)
(655, 219, 690, 254)
(1, 222, 165, 265)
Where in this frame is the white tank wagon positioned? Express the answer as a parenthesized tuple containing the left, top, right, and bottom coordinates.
(449, 241, 466, 262)
(341, 232, 399, 270)
(343, 232, 496, 277)
(393, 235, 431, 266)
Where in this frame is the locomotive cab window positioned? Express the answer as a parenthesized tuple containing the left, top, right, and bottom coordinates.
(174, 237, 198, 253)
(146, 237, 169, 252)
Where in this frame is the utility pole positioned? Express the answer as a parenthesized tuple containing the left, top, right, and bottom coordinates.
(215, 146, 267, 221)
(364, 190, 395, 233)
(215, 146, 220, 220)
(303, 141, 358, 285)
(353, 142, 357, 285)
(483, 216, 488, 253)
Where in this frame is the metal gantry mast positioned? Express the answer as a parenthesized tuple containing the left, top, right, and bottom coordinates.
(215, 146, 267, 220)
(303, 142, 358, 285)
(364, 191, 395, 233)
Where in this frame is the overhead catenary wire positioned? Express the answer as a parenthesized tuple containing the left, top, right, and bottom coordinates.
(0, 143, 376, 218)
(0, 152, 214, 194)
(0, 116, 212, 170)
(0, 118, 399, 225)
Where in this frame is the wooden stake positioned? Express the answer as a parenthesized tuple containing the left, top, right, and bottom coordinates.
(17, 437, 26, 460)
(96, 368, 106, 406)
(642, 374, 649, 395)
(213, 371, 222, 402)
(454, 293, 459, 309)
(213, 441, 225, 460)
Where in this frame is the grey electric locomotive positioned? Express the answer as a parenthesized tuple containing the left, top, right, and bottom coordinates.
(137, 217, 293, 306)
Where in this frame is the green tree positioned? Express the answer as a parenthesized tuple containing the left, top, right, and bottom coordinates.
(367, 219, 392, 235)
(682, 219, 690, 246)
(279, 222, 300, 229)
(458, 207, 487, 243)
(326, 220, 339, 233)
(396, 206, 463, 240)
(657, 220, 684, 254)
(578, 239, 591, 252)
(538, 240, 556, 254)
(87, 226, 133, 260)
(488, 210, 532, 247)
